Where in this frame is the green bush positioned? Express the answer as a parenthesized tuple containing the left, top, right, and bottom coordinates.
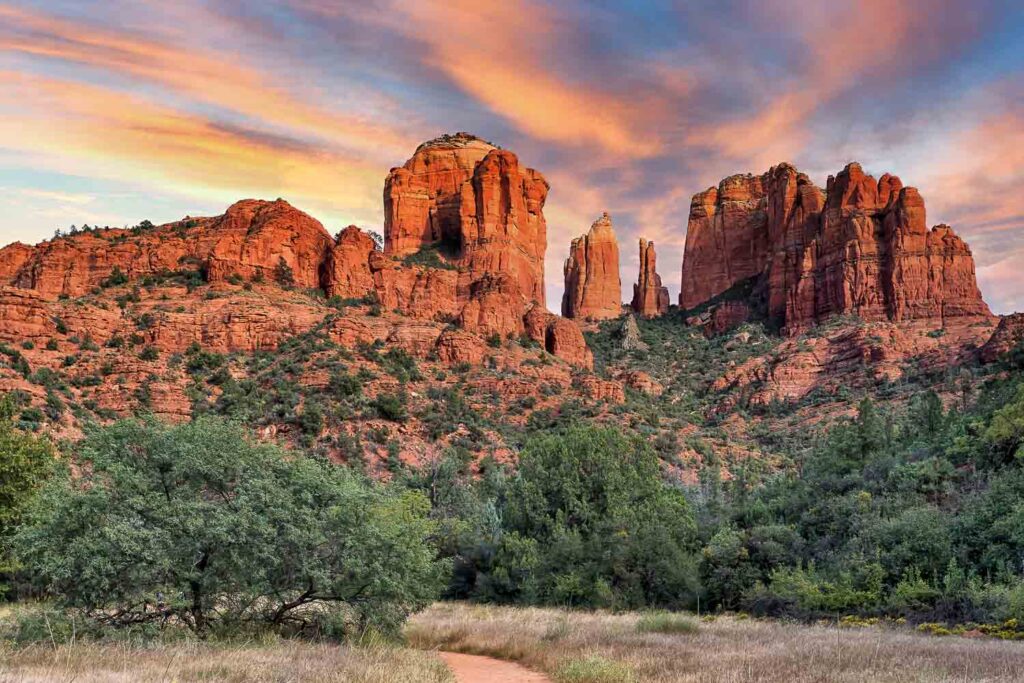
(373, 392, 408, 422)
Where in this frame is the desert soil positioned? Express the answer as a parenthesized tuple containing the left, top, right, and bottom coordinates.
(439, 651, 551, 683)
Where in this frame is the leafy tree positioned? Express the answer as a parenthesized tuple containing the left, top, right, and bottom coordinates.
(492, 426, 699, 608)
(15, 417, 446, 637)
(985, 385, 1024, 463)
(0, 396, 54, 599)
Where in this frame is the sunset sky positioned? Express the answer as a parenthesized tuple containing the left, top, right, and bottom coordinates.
(0, 1, 1021, 312)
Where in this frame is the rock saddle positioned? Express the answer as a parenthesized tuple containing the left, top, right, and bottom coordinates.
(630, 239, 669, 318)
(561, 212, 622, 321)
(680, 162, 991, 333)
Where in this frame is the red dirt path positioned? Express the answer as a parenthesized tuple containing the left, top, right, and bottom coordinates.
(439, 651, 552, 683)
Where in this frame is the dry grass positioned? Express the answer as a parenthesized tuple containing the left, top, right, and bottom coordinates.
(0, 639, 453, 682)
(407, 602, 1024, 682)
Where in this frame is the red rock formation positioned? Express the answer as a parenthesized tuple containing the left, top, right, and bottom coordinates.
(982, 314, 1024, 363)
(2, 199, 333, 299)
(384, 133, 549, 307)
(578, 376, 625, 403)
(0, 286, 54, 341)
(383, 133, 496, 257)
(686, 301, 752, 336)
(202, 199, 334, 289)
(323, 226, 378, 300)
(631, 239, 669, 318)
(562, 212, 622, 320)
(524, 304, 593, 369)
(616, 370, 663, 396)
(680, 162, 991, 333)
(1, 134, 591, 375)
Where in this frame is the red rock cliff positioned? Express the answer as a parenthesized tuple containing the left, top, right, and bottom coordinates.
(383, 132, 548, 306)
(562, 212, 622, 320)
(680, 162, 991, 332)
(631, 239, 669, 318)
(2, 199, 333, 299)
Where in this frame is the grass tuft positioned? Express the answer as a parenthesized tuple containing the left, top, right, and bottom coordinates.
(635, 611, 700, 634)
(556, 656, 636, 683)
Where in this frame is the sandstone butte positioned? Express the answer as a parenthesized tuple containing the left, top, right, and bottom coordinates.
(0, 133, 592, 370)
(679, 162, 992, 334)
(630, 239, 669, 318)
(561, 212, 622, 321)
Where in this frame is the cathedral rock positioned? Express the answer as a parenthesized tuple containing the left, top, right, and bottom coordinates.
(562, 212, 622, 321)
(0, 133, 592, 369)
(680, 162, 991, 333)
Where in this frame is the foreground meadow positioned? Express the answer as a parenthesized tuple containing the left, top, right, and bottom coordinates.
(0, 639, 452, 683)
(407, 602, 1024, 683)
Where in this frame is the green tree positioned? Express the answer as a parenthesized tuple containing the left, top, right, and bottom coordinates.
(0, 396, 54, 599)
(985, 385, 1024, 463)
(494, 426, 698, 608)
(15, 417, 446, 637)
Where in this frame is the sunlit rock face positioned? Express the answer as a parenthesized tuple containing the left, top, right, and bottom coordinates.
(562, 212, 622, 321)
(680, 162, 991, 333)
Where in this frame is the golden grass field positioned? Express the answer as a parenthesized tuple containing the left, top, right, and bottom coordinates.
(4, 603, 1024, 682)
(407, 602, 1024, 683)
(0, 640, 453, 683)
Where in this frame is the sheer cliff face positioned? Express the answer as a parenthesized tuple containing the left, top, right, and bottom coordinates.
(383, 132, 549, 307)
(680, 162, 991, 332)
(562, 212, 622, 321)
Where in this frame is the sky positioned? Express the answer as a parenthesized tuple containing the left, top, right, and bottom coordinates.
(0, 0, 1022, 313)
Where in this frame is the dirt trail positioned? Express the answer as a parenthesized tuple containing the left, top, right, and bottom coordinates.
(439, 651, 552, 683)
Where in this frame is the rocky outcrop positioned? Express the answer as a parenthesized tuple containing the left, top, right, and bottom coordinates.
(982, 314, 1024, 363)
(383, 133, 496, 257)
(0, 286, 54, 341)
(202, 199, 334, 289)
(686, 301, 752, 336)
(524, 304, 593, 370)
(619, 314, 647, 351)
(2, 199, 333, 299)
(323, 226, 379, 300)
(680, 162, 991, 333)
(562, 212, 622, 320)
(631, 239, 669, 318)
(1, 134, 592, 370)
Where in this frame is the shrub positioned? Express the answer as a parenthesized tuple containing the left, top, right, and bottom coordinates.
(373, 392, 408, 422)
(274, 257, 295, 287)
(101, 266, 129, 288)
(490, 426, 699, 608)
(139, 346, 159, 361)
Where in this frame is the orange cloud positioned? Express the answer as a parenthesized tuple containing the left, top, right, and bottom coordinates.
(0, 71, 385, 226)
(0, 5, 420, 160)
(685, 0, 954, 165)
(310, 0, 682, 159)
